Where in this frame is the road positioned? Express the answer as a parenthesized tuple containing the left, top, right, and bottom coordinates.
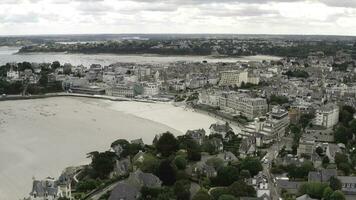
(87, 181, 121, 200)
(262, 138, 286, 200)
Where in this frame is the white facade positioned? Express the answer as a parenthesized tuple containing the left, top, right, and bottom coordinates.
(6, 70, 20, 80)
(143, 83, 160, 96)
(103, 72, 117, 85)
(219, 70, 260, 87)
(218, 92, 268, 120)
(314, 104, 339, 128)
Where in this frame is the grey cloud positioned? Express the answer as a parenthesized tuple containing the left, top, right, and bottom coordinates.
(200, 6, 279, 18)
(0, 12, 39, 23)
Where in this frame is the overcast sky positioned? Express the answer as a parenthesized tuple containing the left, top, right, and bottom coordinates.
(1, 0, 356, 36)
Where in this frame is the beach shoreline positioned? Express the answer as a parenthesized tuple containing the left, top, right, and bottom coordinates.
(0, 97, 220, 200)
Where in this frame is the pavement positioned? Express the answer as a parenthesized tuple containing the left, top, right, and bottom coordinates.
(88, 181, 121, 200)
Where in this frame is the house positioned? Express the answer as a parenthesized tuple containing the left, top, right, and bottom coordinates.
(112, 144, 124, 157)
(325, 144, 343, 163)
(29, 177, 70, 200)
(216, 151, 238, 163)
(276, 179, 305, 195)
(313, 104, 339, 128)
(132, 151, 146, 164)
(247, 172, 270, 198)
(186, 129, 206, 145)
(127, 170, 162, 189)
(297, 138, 315, 158)
(209, 122, 233, 138)
(311, 151, 323, 168)
(296, 194, 318, 200)
(307, 169, 337, 183)
(131, 138, 144, 147)
(207, 137, 224, 153)
(114, 158, 131, 176)
(240, 194, 271, 200)
(193, 163, 217, 178)
(109, 182, 140, 200)
(142, 82, 160, 97)
(239, 137, 256, 158)
(337, 176, 356, 195)
(106, 84, 135, 98)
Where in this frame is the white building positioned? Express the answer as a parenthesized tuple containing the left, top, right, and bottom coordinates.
(219, 70, 260, 87)
(242, 106, 290, 143)
(106, 84, 135, 98)
(219, 92, 268, 120)
(143, 82, 160, 97)
(6, 70, 20, 81)
(198, 89, 221, 108)
(103, 72, 117, 85)
(314, 104, 339, 128)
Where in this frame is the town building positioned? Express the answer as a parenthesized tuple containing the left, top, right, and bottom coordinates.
(337, 176, 356, 195)
(219, 92, 268, 120)
(219, 70, 260, 87)
(106, 84, 135, 98)
(313, 104, 339, 128)
(70, 86, 106, 95)
(142, 82, 160, 97)
(186, 129, 206, 145)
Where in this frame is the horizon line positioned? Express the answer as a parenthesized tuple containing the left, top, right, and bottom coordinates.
(1, 33, 356, 38)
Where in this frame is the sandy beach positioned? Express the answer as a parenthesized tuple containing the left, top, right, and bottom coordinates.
(0, 97, 219, 200)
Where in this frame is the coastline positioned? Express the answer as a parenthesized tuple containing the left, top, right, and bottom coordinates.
(0, 96, 220, 200)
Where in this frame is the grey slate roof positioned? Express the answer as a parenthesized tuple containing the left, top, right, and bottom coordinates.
(128, 170, 162, 188)
(30, 179, 58, 198)
(109, 182, 140, 200)
(276, 179, 305, 190)
(296, 194, 318, 200)
(308, 169, 337, 183)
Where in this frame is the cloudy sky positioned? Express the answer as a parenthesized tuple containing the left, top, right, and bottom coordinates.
(1, 0, 356, 35)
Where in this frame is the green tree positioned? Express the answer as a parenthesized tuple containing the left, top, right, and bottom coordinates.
(316, 146, 324, 156)
(240, 169, 251, 180)
(334, 125, 352, 144)
(240, 157, 263, 176)
(229, 180, 256, 197)
(218, 194, 237, 200)
(192, 190, 213, 200)
(350, 119, 356, 136)
(269, 95, 289, 105)
(322, 156, 330, 168)
(330, 190, 346, 200)
(185, 138, 202, 161)
(299, 182, 328, 199)
(335, 153, 349, 166)
(323, 187, 333, 200)
(51, 61, 61, 70)
(174, 156, 187, 170)
(211, 166, 239, 186)
(330, 176, 342, 191)
(338, 163, 351, 175)
(339, 106, 355, 126)
(90, 151, 116, 179)
(206, 157, 224, 170)
(210, 187, 230, 200)
(174, 180, 191, 200)
(156, 132, 179, 157)
(157, 159, 176, 186)
(299, 113, 315, 129)
(76, 179, 99, 192)
(135, 153, 159, 174)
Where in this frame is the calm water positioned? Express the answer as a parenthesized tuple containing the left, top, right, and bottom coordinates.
(0, 46, 281, 67)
